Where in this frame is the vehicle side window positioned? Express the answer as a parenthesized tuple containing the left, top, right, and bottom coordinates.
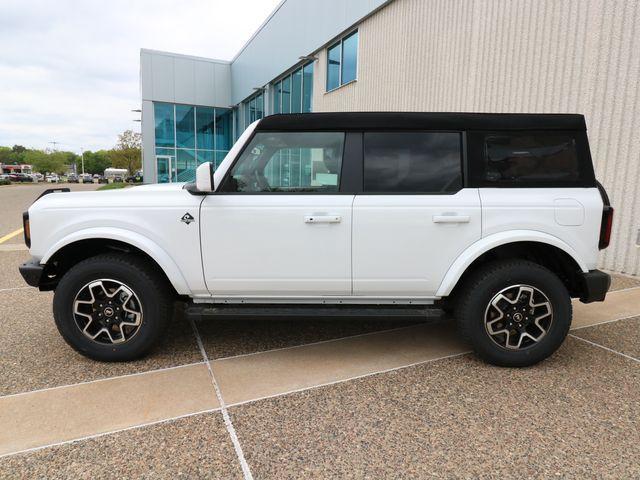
(221, 132, 344, 193)
(363, 132, 462, 193)
(483, 133, 580, 184)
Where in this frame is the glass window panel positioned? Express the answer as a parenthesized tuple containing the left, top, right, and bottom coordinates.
(249, 98, 256, 123)
(196, 150, 214, 165)
(273, 82, 281, 114)
(281, 76, 291, 113)
(291, 68, 302, 113)
(364, 132, 462, 193)
(302, 63, 313, 113)
(154, 103, 174, 148)
(215, 151, 228, 170)
(341, 31, 358, 84)
(327, 42, 341, 91)
(155, 148, 175, 183)
(176, 149, 197, 183)
(256, 93, 264, 119)
(215, 109, 233, 152)
(196, 106, 215, 150)
(175, 105, 195, 148)
(244, 102, 250, 129)
(222, 132, 344, 193)
(484, 133, 579, 184)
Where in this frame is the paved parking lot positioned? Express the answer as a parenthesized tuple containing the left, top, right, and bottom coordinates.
(1, 183, 639, 478)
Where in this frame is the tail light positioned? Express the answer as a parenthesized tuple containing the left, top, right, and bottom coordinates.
(599, 206, 613, 250)
(22, 212, 31, 248)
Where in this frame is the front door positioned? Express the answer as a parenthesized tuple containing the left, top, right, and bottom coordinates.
(201, 131, 353, 297)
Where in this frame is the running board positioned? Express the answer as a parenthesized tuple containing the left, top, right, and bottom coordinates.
(185, 304, 446, 320)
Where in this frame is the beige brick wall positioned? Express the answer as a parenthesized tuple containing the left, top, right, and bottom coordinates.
(312, 0, 640, 276)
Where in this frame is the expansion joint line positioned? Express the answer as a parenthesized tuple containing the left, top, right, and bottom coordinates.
(189, 318, 254, 480)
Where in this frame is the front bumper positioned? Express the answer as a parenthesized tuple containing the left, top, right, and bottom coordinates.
(19, 257, 44, 288)
(578, 269, 611, 303)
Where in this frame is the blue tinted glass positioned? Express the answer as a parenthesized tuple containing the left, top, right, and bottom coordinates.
(327, 42, 341, 90)
(244, 101, 251, 128)
(154, 103, 174, 147)
(196, 150, 214, 165)
(215, 151, 228, 169)
(256, 93, 264, 119)
(176, 149, 197, 182)
(273, 82, 281, 114)
(281, 76, 291, 113)
(195, 106, 215, 150)
(302, 63, 313, 112)
(250, 98, 256, 123)
(175, 105, 195, 148)
(291, 68, 302, 113)
(342, 31, 358, 84)
(215, 109, 232, 151)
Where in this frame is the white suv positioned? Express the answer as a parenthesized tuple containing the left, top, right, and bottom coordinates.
(19, 113, 613, 367)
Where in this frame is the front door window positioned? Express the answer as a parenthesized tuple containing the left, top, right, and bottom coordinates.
(156, 155, 173, 183)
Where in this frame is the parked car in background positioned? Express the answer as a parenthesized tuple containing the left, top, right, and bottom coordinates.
(126, 171, 143, 183)
(45, 174, 60, 183)
(34, 173, 44, 182)
(113, 175, 124, 183)
(10, 173, 34, 182)
(80, 174, 93, 184)
(93, 174, 108, 184)
(67, 174, 79, 183)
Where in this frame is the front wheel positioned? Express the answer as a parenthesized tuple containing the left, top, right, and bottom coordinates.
(53, 253, 174, 361)
(455, 260, 572, 367)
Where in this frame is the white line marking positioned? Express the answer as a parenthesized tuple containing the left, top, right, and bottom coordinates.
(190, 318, 254, 480)
(569, 334, 640, 364)
(571, 313, 640, 331)
(0, 361, 206, 399)
(0, 286, 31, 293)
(0, 406, 222, 459)
(225, 350, 472, 409)
(214, 322, 430, 363)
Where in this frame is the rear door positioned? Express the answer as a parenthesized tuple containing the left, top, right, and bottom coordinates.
(352, 131, 481, 297)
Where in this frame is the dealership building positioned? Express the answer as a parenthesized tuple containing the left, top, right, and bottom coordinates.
(140, 0, 640, 275)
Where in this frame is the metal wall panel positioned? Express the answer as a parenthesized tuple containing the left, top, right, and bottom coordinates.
(312, 0, 640, 275)
(230, 0, 390, 104)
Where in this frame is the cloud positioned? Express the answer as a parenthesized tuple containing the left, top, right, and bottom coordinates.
(0, 0, 281, 151)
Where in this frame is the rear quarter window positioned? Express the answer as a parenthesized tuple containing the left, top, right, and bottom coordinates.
(468, 130, 596, 187)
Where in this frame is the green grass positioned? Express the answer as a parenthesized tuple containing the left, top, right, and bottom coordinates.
(97, 182, 130, 191)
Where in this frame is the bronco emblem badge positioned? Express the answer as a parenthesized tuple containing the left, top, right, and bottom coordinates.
(181, 213, 195, 225)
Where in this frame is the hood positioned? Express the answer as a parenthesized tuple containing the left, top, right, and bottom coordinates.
(29, 182, 191, 212)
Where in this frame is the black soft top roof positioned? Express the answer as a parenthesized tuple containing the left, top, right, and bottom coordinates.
(255, 112, 586, 132)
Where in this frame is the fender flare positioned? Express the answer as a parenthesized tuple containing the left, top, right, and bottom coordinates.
(435, 230, 589, 297)
(41, 227, 191, 295)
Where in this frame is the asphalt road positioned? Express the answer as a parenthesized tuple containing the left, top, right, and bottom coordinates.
(0, 183, 99, 244)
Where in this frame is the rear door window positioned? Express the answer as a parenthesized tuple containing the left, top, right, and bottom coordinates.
(363, 132, 462, 193)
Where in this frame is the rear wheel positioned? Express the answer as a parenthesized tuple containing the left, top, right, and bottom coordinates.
(53, 253, 173, 361)
(455, 260, 572, 367)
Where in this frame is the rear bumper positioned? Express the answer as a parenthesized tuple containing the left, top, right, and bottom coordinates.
(578, 269, 611, 303)
(19, 258, 44, 288)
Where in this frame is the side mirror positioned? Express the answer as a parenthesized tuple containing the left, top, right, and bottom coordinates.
(195, 162, 214, 192)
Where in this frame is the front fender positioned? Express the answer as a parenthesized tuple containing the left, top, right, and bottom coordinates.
(435, 230, 589, 297)
(41, 227, 191, 295)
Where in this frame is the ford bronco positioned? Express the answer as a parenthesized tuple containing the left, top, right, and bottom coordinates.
(19, 113, 613, 366)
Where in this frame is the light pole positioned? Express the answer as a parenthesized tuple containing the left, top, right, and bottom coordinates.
(80, 148, 85, 176)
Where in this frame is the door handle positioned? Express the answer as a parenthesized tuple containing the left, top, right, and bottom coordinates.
(305, 215, 342, 224)
(432, 215, 470, 224)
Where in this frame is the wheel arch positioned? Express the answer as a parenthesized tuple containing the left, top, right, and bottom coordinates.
(40, 228, 190, 295)
(436, 231, 588, 299)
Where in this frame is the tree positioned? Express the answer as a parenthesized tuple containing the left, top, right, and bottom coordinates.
(82, 150, 111, 175)
(109, 130, 142, 174)
(24, 150, 69, 174)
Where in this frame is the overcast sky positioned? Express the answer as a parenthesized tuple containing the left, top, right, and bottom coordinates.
(0, 0, 281, 152)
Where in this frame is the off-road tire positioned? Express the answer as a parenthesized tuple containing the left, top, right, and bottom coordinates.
(455, 260, 572, 367)
(53, 253, 174, 361)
